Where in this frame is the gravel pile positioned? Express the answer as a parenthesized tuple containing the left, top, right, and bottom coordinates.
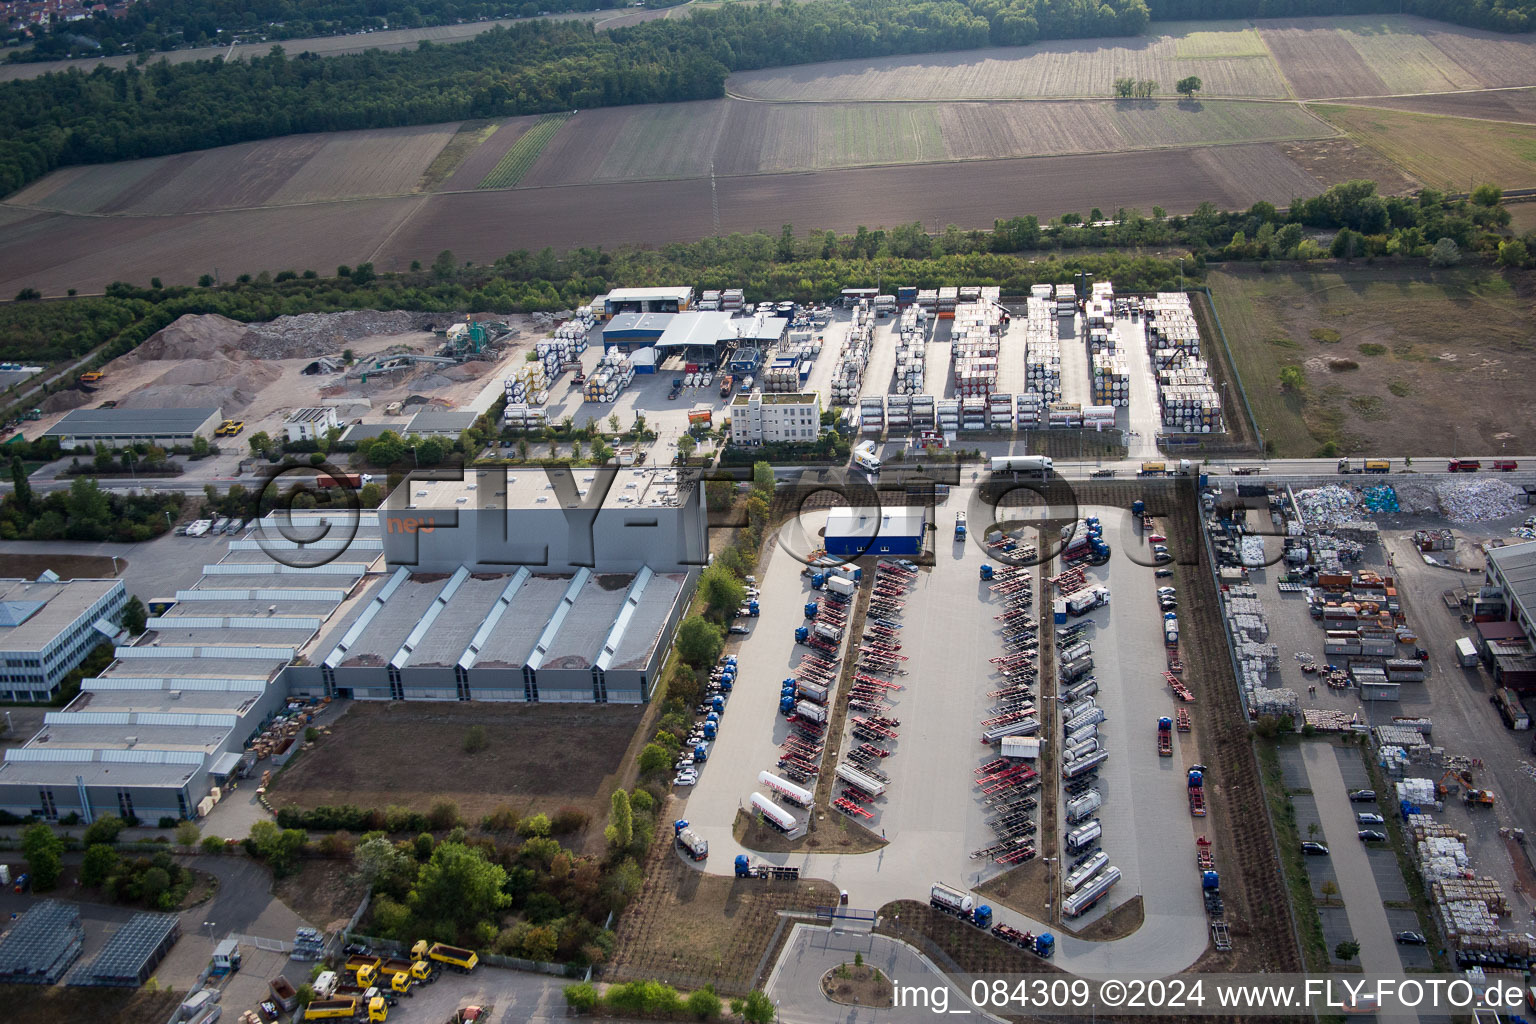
(245, 310, 455, 359)
(1434, 478, 1524, 523)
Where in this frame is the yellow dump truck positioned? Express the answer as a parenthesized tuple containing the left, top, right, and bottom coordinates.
(305, 995, 387, 1022)
(410, 940, 478, 973)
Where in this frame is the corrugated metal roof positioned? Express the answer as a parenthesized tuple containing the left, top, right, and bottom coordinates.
(391, 567, 468, 669)
(42, 407, 219, 436)
(595, 568, 652, 672)
(526, 570, 590, 671)
(325, 566, 409, 668)
(459, 569, 529, 670)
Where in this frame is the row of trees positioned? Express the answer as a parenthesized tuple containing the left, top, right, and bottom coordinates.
(1149, 0, 1536, 34)
(0, 471, 184, 542)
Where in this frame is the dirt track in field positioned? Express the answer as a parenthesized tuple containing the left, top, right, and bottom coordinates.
(1344, 87, 1536, 124)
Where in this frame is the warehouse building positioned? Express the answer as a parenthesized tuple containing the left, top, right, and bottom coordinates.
(732, 313, 790, 349)
(284, 407, 339, 442)
(601, 312, 674, 353)
(604, 287, 693, 317)
(0, 512, 380, 823)
(42, 407, 223, 449)
(292, 563, 687, 704)
(824, 506, 928, 558)
(404, 409, 478, 438)
(731, 391, 823, 444)
(380, 466, 706, 575)
(1484, 542, 1536, 637)
(654, 311, 739, 369)
(0, 575, 127, 702)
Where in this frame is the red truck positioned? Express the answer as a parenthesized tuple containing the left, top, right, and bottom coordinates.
(1188, 769, 1206, 817)
(1196, 836, 1214, 871)
(317, 473, 363, 488)
(1447, 460, 1481, 473)
(1494, 460, 1519, 472)
(1157, 717, 1173, 757)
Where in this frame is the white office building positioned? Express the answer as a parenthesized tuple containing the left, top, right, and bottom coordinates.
(730, 391, 823, 444)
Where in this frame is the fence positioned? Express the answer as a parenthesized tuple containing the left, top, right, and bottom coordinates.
(231, 933, 292, 953)
(1197, 286, 1263, 453)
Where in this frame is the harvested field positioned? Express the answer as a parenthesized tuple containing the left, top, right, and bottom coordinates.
(1208, 267, 1536, 457)
(265, 123, 458, 204)
(417, 120, 498, 191)
(1314, 103, 1536, 190)
(266, 700, 645, 826)
(437, 115, 540, 190)
(7, 125, 457, 216)
(1351, 87, 1536, 125)
(935, 101, 1121, 161)
(716, 102, 947, 174)
(523, 102, 727, 186)
(730, 28, 1289, 101)
(1106, 99, 1330, 149)
(0, 143, 1342, 296)
(1279, 136, 1420, 195)
(1259, 15, 1536, 99)
(606, 815, 839, 996)
(478, 112, 572, 189)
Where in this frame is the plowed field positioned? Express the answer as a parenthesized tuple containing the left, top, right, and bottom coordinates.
(1353, 87, 1536, 125)
(1315, 104, 1536, 189)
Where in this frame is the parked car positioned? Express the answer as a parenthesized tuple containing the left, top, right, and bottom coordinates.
(1349, 789, 1377, 803)
(1395, 931, 1427, 945)
(1155, 568, 1174, 578)
(1357, 812, 1385, 825)
(1358, 830, 1387, 842)
(673, 773, 699, 787)
(1301, 842, 1330, 856)
(1157, 586, 1176, 594)
(728, 624, 751, 635)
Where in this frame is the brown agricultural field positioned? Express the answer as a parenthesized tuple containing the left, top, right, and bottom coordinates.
(0, 140, 1348, 296)
(1259, 15, 1536, 99)
(266, 700, 645, 827)
(523, 101, 729, 186)
(437, 114, 542, 190)
(1353, 87, 1536, 125)
(727, 26, 1291, 100)
(263, 123, 460, 204)
(98, 137, 332, 215)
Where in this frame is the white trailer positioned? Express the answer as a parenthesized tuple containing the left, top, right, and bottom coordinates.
(835, 763, 888, 799)
(929, 882, 974, 915)
(990, 455, 1053, 474)
(1065, 789, 1102, 823)
(853, 441, 882, 473)
(795, 681, 830, 704)
(1063, 865, 1120, 917)
(1065, 819, 1102, 853)
(981, 717, 1039, 744)
(1062, 748, 1109, 779)
(826, 576, 858, 598)
(751, 793, 806, 837)
(757, 771, 814, 808)
(1064, 851, 1110, 893)
(794, 700, 828, 724)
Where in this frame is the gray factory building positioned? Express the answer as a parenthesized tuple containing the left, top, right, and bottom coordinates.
(380, 466, 707, 574)
(42, 407, 223, 449)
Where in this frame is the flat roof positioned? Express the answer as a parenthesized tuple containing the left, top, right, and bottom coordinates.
(656, 311, 735, 350)
(472, 574, 571, 668)
(0, 578, 120, 652)
(542, 573, 632, 669)
(731, 392, 818, 406)
(608, 572, 685, 671)
(340, 422, 398, 443)
(101, 656, 287, 682)
(0, 758, 200, 788)
(733, 314, 789, 342)
(606, 287, 692, 303)
(340, 574, 452, 666)
(826, 505, 927, 539)
(1478, 620, 1528, 641)
(42, 407, 219, 437)
(406, 409, 477, 434)
(603, 312, 675, 336)
(195, 573, 367, 591)
(163, 597, 340, 618)
(28, 721, 230, 754)
(391, 466, 693, 512)
(140, 625, 317, 648)
(404, 574, 509, 668)
(70, 687, 260, 716)
(287, 408, 334, 423)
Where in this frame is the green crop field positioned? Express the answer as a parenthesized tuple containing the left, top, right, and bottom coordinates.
(478, 112, 573, 189)
(1107, 100, 1332, 150)
(1208, 268, 1536, 458)
(1314, 104, 1536, 190)
(1169, 23, 1268, 60)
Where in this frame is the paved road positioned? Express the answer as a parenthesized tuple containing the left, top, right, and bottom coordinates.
(1300, 744, 1407, 981)
(765, 923, 1003, 1024)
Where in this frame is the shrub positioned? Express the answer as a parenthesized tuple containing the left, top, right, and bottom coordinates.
(427, 801, 461, 831)
(157, 816, 179, 829)
(175, 821, 200, 847)
(686, 986, 722, 1020)
(463, 725, 488, 754)
(550, 806, 589, 835)
(519, 813, 552, 838)
(82, 814, 126, 846)
(200, 835, 225, 855)
(481, 805, 520, 832)
(564, 982, 599, 1011)
(317, 831, 355, 859)
(1358, 343, 1386, 356)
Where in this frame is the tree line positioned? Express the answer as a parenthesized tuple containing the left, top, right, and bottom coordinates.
(1149, 0, 1535, 34)
(6, 0, 621, 61)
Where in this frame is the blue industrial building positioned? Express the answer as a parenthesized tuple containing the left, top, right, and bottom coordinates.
(601, 312, 674, 353)
(824, 506, 927, 558)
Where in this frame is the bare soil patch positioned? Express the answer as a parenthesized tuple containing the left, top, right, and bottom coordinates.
(1279, 137, 1420, 194)
(974, 858, 1051, 921)
(822, 963, 893, 1006)
(0, 553, 121, 579)
(266, 700, 645, 826)
(606, 815, 840, 996)
(0, 986, 180, 1024)
(731, 806, 885, 855)
(274, 858, 371, 932)
(520, 108, 631, 187)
